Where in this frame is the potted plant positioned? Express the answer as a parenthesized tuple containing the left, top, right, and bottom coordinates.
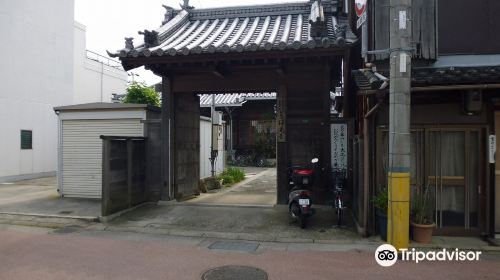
(411, 184, 435, 243)
(373, 187, 388, 241)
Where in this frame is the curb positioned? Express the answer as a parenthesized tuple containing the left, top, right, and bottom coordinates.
(410, 243, 500, 252)
(99, 202, 154, 222)
(0, 212, 99, 222)
(93, 225, 500, 252)
(0, 212, 98, 229)
(2, 215, 498, 253)
(99, 225, 379, 246)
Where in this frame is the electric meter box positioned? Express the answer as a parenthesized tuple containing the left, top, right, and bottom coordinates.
(212, 124, 223, 151)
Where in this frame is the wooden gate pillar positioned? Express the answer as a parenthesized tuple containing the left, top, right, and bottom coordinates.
(161, 76, 174, 201)
(277, 84, 288, 204)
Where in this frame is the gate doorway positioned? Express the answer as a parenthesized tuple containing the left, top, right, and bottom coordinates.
(378, 126, 487, 236)
(182, 91, 279, 207)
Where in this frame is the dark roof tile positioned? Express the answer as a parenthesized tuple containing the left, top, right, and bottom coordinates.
(109, 1, 355, 59)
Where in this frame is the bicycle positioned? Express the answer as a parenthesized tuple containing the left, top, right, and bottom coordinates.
(331, 168, 347, 227)
(233, 149, 269, 167)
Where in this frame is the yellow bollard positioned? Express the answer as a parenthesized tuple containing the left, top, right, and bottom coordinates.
(387, 172, 410, 250)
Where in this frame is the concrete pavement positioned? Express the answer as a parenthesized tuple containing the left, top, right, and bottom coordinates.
(0, 225, 499, 280)
(0, 172, 498, 254)
(0, 177, 100, 218)
(185, 167, 276, 206)
(102, 203, 362, 244)
(102, 167, 361, 244)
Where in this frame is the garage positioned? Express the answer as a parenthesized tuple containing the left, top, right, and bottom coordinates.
(54, 103, 160, 198)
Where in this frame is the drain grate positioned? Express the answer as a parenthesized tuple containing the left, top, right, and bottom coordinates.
(58, 211, 73, 215)
(202, 265, 268, 280)
(208, 241, 259, 252)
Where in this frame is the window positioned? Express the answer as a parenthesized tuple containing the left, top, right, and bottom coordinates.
(20, 130, 32, 150)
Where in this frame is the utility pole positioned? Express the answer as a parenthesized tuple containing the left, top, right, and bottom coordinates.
(387, 0, 412, 250)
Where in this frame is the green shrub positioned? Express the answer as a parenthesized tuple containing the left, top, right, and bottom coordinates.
(412, 184, 433, 225)
(225, 167, 245, 182)
(123, 82, 160, 106)
(217, 167, 245, 187)
(218, 174, 234, 187)
(373, 186, 388, 214)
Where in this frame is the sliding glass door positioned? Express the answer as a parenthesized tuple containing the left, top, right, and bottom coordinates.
(427, 129, 481, 231)
(378, 126, 484, 234)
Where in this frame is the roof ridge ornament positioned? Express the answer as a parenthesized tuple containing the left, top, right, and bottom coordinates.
(138, 30, 159, 48)
(180, 0, 194, 11)
(309, 0, 327, 39)
(162, 5, 175, 25)
(335, 24, 347, 46)
(125, 37, 134, 49)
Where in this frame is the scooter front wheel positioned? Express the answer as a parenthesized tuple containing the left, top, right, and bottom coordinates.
(290, 202, 307, 229)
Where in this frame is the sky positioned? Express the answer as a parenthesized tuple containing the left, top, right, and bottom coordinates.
(74, 0, 307, 86)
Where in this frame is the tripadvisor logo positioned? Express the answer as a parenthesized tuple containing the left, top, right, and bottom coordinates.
(375, 244, 482, 267)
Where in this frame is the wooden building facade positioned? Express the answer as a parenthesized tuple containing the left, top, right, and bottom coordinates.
(350, 0, 500, 237)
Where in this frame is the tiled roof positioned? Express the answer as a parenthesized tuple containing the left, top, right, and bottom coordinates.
(412, 66, 500, 86)
(199, 92, 276, 107)
(352, 65, 500, 90)
(108, 1, 355, 59)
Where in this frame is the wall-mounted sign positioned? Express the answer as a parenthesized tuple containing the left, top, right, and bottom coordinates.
(355, 0, 367, 17)
(355, 0, 367, 29)
(356, 11, 367, 29)
(489, 135, 496, 164)
(276, 91, 286, 142)
(331, 123, 348, 170)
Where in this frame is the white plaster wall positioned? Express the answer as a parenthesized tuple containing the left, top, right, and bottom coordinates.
(73, 22, 127, 104)
(0, 0, 74, 180)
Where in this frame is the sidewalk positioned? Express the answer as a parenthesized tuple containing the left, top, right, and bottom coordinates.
(0, 177, 498, 253)
(99, 203, 364, 244)
(0, 177, 100, 227)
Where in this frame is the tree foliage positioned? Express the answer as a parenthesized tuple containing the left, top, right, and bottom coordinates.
(123, 82, 160, 106)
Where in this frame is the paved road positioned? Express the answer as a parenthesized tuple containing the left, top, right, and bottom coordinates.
(0, 225, 499, 280)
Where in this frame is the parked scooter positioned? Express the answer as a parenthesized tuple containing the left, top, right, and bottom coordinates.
(288, 158, 319, 228)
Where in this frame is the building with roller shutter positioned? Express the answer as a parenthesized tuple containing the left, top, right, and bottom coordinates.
(54, 103, 160, 198)
(54, 102, 225, 199)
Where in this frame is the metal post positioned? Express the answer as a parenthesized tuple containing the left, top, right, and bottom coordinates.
(387, 0, 412, 250)
(210, 94, 216, 177)
(224, 107, 235, 162)
(361, 17, 368, 63)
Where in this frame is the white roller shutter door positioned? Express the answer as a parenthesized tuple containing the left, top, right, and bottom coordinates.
(61, 119, 143, 198)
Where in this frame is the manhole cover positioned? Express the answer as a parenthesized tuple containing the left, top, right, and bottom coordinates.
(208, 241, 259, 252)
(202, 265, 268, 280)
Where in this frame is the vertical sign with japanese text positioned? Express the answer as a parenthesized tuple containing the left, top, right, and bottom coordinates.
(331, 123, 348, 170)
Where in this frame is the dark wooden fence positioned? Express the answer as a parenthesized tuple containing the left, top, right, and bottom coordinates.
(101, 136, 147, 216)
